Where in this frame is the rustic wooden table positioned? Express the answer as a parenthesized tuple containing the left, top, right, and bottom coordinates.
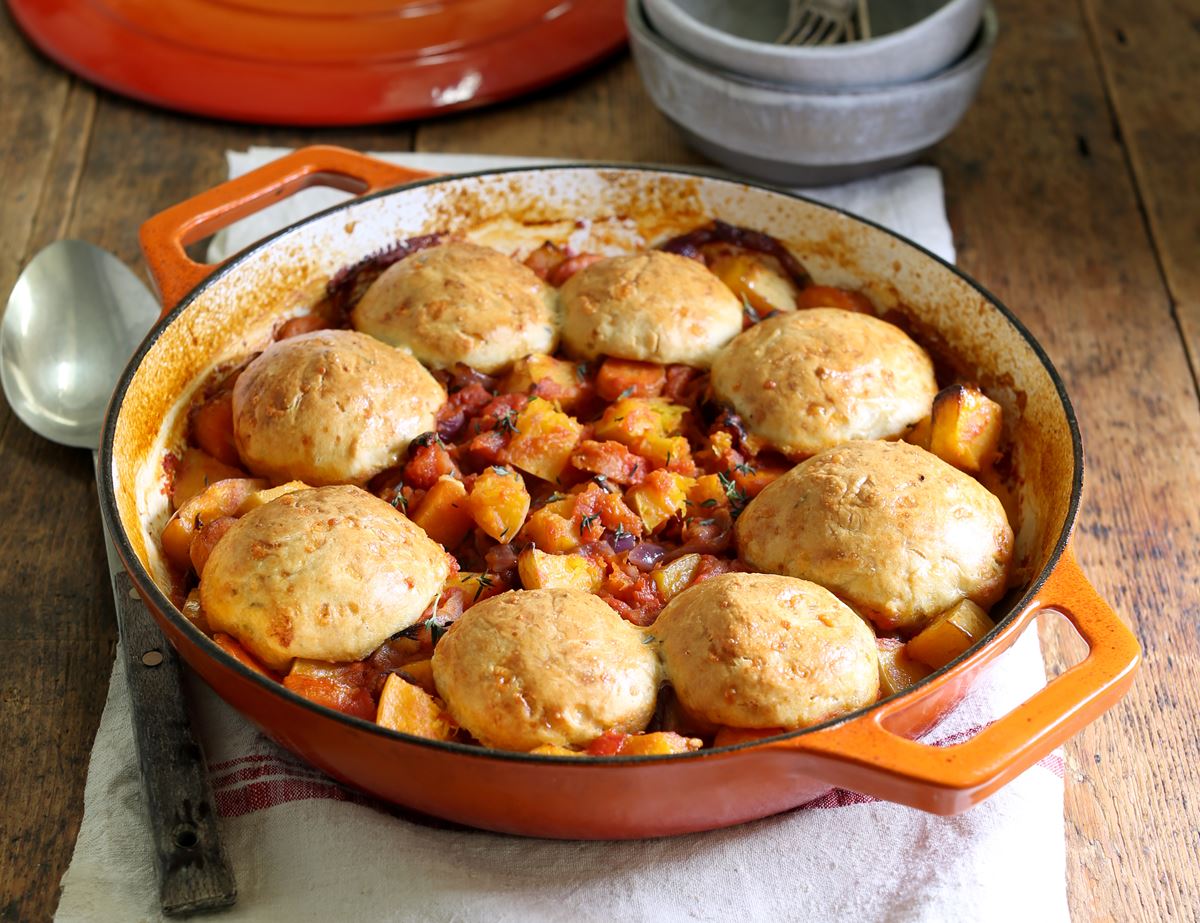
(1, 1, 1197, 919)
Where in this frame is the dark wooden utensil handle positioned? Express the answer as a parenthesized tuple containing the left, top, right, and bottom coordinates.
(110, 567, 238, 915)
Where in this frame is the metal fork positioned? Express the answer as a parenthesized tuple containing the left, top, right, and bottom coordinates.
(777, 0, 859, 46)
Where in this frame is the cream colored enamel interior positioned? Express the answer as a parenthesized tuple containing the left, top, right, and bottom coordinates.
(117, 168, 1074, 611)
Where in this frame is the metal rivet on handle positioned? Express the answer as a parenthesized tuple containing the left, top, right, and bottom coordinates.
(142, 650, 164, 667)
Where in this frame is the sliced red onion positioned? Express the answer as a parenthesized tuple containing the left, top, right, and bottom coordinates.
(626, 542, 666, 571)
(437, 411, 466, 442)
(449, 363, 497, 395)
(485, 543, 519, 573)
(606, 528, 638, 553)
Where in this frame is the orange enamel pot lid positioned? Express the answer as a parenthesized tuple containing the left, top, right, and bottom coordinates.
(103, 147, 1141, 834)
(7, 0, 626, 125)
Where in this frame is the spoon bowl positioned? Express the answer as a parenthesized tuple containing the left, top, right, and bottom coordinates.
(1, 239, 159, 448)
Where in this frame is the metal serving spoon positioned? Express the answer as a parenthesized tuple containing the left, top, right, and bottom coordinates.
(1, 240, 236, 916)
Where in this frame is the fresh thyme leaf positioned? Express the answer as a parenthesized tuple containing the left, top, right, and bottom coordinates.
(718, 471, 748, 514)
(545, 491, 567, 504)
(700, 498, 718, 507)
(579, 513, 600, 536)
(576, 362, 588, 382)
(497, 410, 520, 435)
(467, 572, 494, 601)
(734, 461, 756, 475)
(741, 294, 761, 324)
(641, 634, 656, 645)
(698, 518, 717, 527)
(618, 386, 636, 400)
(425, 616, 448, 646)
(491, 465, 510, 476)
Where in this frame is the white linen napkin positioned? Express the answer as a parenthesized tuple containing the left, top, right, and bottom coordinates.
(55, 150, 1067, 923)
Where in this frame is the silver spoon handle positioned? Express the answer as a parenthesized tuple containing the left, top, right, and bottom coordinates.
(94, 453, 238, 916)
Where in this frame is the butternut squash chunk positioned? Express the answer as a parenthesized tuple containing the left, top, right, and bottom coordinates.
(594, 397, 664, 442)
(410, 475, 473, 549)
(504, 397, 583, 484)
(520, 505, 580, 554)
(595, 358, 667, 401)
(396, 658, 437, 696)
(876, 638, 933, 696)
(793, 285, 874, 314)
(529, 744, 582, 756)
(616, 732, 703, 756)
(904, 416, 932, 450)
(688, 473, 728, 510)
(449, 571, 507, 607)
(594, 398, 690, 470)
(467, 466, 531, 542)
(189, 516, 237, 577)
(376, 673, 456, 740)
(651, 553, 702, 601)
(517, 547, 604, 593)
(237, 480, 310, 514)
(171, 448, 246, 510)
(161, 477, 267, 572)
(929, 384, 1003, 473)
(627, 470, 694, 533)
(709, 251, 799, 315)
(502, 354, 590, 411)
(190, 391, 240, 466)
(213, 632, 274, 678)
(906, 600, 995, 670)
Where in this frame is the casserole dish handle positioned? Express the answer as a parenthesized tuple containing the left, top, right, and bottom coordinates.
(776, 545, 1140, 813)
(140, 145, 433, 316)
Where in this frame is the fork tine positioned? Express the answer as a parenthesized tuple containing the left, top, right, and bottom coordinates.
(779, 0, 857, 46)
(798, 16, 833, 46)
(795, 12, 825, 45)
(796, 13, 836, 46)
(816, 18, 846, 45)
(778, 2, 815, 44)
(784, 11, 820, 45)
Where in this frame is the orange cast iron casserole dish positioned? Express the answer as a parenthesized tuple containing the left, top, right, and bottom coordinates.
(99, 147, 1141, 838)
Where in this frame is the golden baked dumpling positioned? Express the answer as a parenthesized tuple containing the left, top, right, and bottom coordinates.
(559, 250, 742, 367)
(735, 440, 1013, 633)
(200, 486, 451, 671)
(351, 242, 559, 374)
(431, 588, 661, 751)
(655, 573, 879, 729)
(232, 329, 444, 486)
(710, 308, 937, 458)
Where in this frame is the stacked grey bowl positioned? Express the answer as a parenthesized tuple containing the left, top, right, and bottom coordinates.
(631, 0, 996, 185)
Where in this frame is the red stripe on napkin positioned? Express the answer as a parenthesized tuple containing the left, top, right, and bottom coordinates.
(215, 776, 377, 818)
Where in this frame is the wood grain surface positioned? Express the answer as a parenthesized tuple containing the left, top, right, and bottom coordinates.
(1, 0, 1196, 920)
